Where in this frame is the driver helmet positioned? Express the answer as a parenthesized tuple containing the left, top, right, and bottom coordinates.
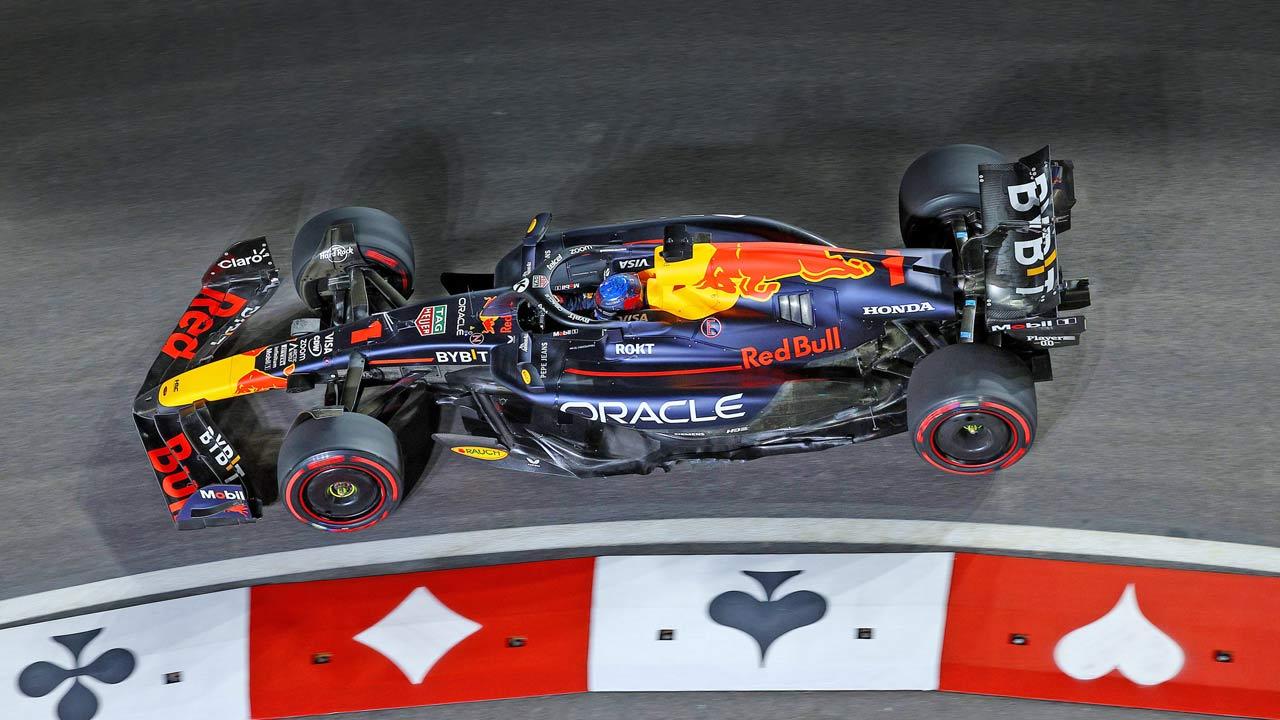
(595, 272, 646, 314)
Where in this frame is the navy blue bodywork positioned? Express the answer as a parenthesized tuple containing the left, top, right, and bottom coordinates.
(135, 146, 1087, 529)
(280, 214, 967, 478)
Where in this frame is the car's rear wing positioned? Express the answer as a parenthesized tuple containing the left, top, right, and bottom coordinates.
(133, 238, 279, 528)
(975, 146, 1090, 360)
(979, 146, 1081, 320)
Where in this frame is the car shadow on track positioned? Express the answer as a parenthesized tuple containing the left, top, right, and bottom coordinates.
(332, 127, 460, 299)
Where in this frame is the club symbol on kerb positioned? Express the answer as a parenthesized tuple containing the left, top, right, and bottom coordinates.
(17, 628, 136, 720)
(708, 570, 828, 665)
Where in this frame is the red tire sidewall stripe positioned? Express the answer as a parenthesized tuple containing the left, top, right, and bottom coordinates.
(917, 400, 1033, 473)
(362, 249, 411, 292)
(351, 455, 401, 501)
(283, 468, 306, 522)
(306, 455, 346, 470)
(927, 410, 1016, 470)
(294, 463, 388, 527)
(983, 400, 1032, 441)
(920, 450, 989, 476)
(916, 401, 967, 444)
(283, 452, 399, 530)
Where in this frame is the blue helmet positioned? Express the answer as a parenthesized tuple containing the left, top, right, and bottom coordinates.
(595, 273, 645, 313)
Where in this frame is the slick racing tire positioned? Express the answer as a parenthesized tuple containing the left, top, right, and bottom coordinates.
(907, 343, 1037, 475)
(292, 206, 416, 312)
(899, 144, 1006, 249)
(277, 411, 404, 532)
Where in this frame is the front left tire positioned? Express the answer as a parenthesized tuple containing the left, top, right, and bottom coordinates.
(276, 411, 403, 532)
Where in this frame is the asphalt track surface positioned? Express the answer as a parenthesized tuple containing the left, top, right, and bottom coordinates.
(335, 692, 1224, 720)
(5, 0, 1280, 593)
(2, 1, 1279, 715)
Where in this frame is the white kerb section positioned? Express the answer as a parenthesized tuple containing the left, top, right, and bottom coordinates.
(589, 553, 953, 691)
(6, 518, 1280, 626)
(0, 589, 248, 720)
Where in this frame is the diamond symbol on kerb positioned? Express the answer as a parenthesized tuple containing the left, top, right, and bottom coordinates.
(354, 586, 482, 684)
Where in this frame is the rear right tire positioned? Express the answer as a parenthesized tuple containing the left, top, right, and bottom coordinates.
(907, 344, 1037, 475)
(898, 144, 1006, 249)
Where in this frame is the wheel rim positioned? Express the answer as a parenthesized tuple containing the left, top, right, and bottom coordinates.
(932, 411, 1014, 465)
(303, 466, 381, 521)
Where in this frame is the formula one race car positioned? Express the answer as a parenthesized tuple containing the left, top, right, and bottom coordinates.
(134, 144, 1090, 532)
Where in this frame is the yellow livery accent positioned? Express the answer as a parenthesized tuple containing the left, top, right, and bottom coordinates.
(642, 242, 875, 321)
(157, 349, 283, 408)
(1026, 248, 1058, 277)
(451, 446, 509, 461)
(643, 243, 736, 320)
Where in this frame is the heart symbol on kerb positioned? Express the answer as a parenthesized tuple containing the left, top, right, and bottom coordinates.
(1053, 584, 1184, 686)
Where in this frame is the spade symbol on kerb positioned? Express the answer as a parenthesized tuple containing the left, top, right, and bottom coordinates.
(17, 628, 136, 720)
(708, 570, 828, 665)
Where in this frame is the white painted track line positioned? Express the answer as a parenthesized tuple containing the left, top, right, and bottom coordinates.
(2, 518, 1276, 625)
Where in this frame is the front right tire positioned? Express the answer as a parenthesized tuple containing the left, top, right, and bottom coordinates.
(291, 206, 416, 313)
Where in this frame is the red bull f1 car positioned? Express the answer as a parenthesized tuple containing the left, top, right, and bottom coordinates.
(135, 144, 1090, 532)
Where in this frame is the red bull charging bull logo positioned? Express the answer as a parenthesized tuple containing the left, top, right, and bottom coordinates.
(644, 242, 875, 320)
(696, 243, 875, 299)
(235, 368, 289, 395)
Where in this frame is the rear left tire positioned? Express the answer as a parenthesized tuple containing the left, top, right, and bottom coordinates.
(907, 343, 1037, 475)
(276, 411, 403, 532)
